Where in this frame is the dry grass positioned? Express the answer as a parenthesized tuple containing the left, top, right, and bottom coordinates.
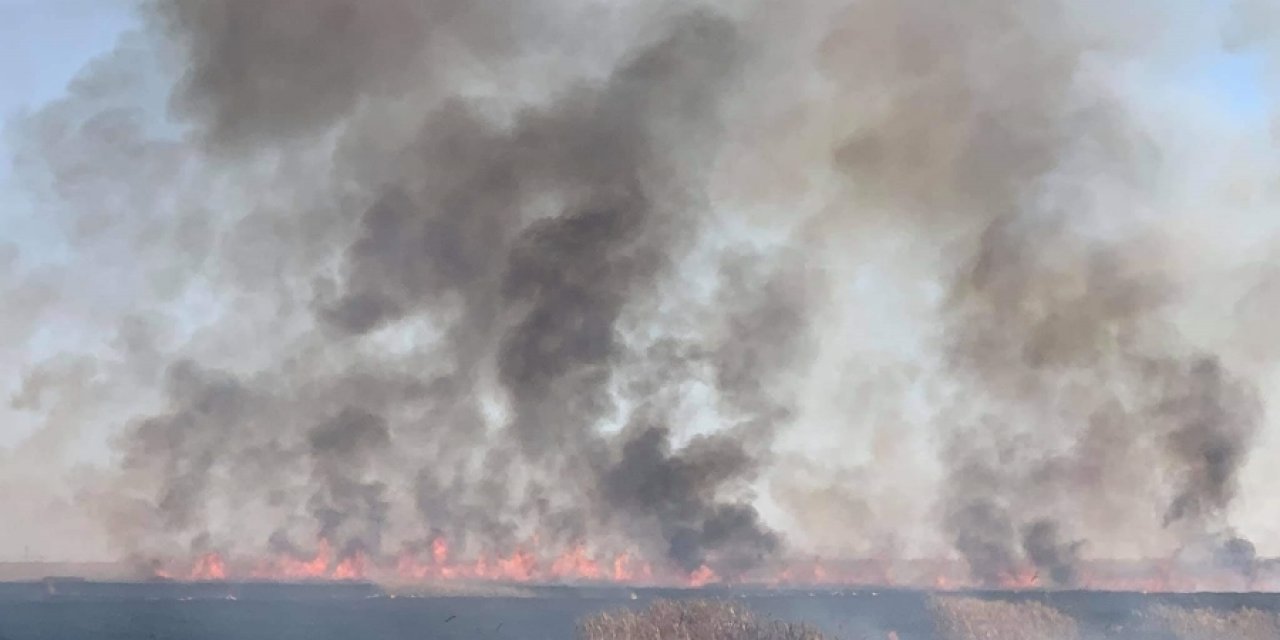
(1139, 604, 1280, 640)
(927, 596, 1079, 640)
(576, 599, 827, 640)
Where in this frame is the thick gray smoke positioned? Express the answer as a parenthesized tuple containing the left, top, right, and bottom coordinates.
(62, 1, 800, 577)
(811, 0, 1271, 584)
(3, 0, 1278, 585)
(305, 407, 392, 558)
(1022, 520, 1085, 587)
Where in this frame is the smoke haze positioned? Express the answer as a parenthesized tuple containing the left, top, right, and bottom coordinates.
(1, 0, 1279, 585)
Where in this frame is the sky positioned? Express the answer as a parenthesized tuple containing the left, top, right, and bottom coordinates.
(1, 0, 138, 299)
(0, 1, 134, 114)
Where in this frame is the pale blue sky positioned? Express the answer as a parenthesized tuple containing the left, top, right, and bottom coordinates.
(1193, 49, 1272, 124)
(1, 0, 138, 249)
(0, 1, 135, 121)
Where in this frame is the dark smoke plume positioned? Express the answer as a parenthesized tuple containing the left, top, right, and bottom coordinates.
(603, 424, 779, 573)
(1022, 520, 1085, 587)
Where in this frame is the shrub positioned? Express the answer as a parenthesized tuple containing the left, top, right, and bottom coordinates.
(576, 599, 827, 640)
(927, 596, 1079, 640)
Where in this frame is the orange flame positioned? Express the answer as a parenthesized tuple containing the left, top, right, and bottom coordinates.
(332, 551, 367, 580)
(190, 553, 226, 580)
(155, 540, 1277, 592)
(549, 544, 602, 581)
(687, 564, 718, 587)
(612, 552, 652, 582)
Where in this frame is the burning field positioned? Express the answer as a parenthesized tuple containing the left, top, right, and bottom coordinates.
(3, 0, 1280, 621)
(149, 544, 1280, 595)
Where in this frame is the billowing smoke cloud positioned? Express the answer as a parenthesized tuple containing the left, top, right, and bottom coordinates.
(2, 0, 1278, 586)
(810, 0, 1272, 584)
(57, 1, 797, 577)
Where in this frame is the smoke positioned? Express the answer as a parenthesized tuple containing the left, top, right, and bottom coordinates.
(1159, 358, 1261, 528)
(1022, 520, 1085, 587)
(58, 1, 796, 577)
(602, 424, 779, 573)
(806, 0, 1271, 584)
(306, 408, 391, 557)
(2, 0, 1278, 585)
(1215, 535, 1259, 582)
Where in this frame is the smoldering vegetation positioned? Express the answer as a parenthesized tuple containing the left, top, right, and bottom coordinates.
(2, 0, 1279, 585)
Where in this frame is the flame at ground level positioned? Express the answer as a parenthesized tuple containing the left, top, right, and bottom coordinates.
(150, 540, 1280, 592)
